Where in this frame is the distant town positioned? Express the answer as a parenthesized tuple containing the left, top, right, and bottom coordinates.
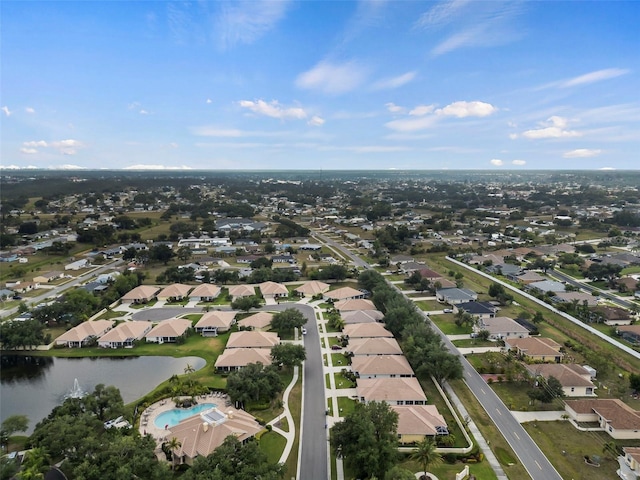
(1, 170, 639, 480)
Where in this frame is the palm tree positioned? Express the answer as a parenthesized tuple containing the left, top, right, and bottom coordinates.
(410, 438, 442, 480)
(183, 364, 195, 375)
(166, 437, 182, 471)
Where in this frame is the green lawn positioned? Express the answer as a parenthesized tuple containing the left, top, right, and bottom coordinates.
(330, 353, 349, 367)
(415, 299, 442, 311)
(336, 397, 356, 417)
(523, 420, 640, 480)
(428, 317, 472, 335)
(333, 372, 356, 389)
(452, 338, 496, 348)
(259, 430, 287, 463)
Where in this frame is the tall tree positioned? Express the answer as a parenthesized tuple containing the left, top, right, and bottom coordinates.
(271, 343, 306, 368)
(410, 438, 442, 479)
(331, 401, 399, 480)
(271, 308, 306, 333)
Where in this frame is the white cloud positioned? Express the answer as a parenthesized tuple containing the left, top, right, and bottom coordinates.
(56, 164, 86, 170)
(217, 0, 290, 49)
(436, 100, 497, 118)
(2, 106, 11, 116)
(191, 127, 244, 137)
(512, 159, 526, 165)
(20, 148, 38, 155)
(123, 164, 193, 170)
(563, 148, 602, 158)
(418, 1, 524, 56)
(409, 105, 435, 116)
(540, 68, 630, 89)
(239, 99, 307, 120)
(386, 103, 405, 114)
(24, 140, 48, 147)
(385, 100, 497, 132)
(168, 142, 179, 148)
(307, 116, 325, 127)
(385, 115, 439, 132)
(490, 159, 504, 166)
(371, 71, 416, 90)
(25, 107, 35, 114)
(296, 61, 368, 95)
(139, 109, 149, 115)
(522, 116, 582, 139)
(206, 98, 212, 104)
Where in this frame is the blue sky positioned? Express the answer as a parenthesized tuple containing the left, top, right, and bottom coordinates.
(1, 0, 638, 170)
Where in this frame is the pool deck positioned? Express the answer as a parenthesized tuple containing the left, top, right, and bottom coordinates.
(138, 393, 231, 444)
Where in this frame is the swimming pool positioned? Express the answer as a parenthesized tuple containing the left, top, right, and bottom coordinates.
(154, 403, 216, 428)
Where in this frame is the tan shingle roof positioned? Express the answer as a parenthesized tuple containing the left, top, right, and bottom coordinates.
(393, 405, 447, 436)
(195, 311, 236, 330)
(214, 348, 273, 369)
(226, 331, 280, 349)
(237, 312, 273, 329)
(294, 281, 330, 295)
(351, 355, 414, 376)
(189, 283, 221, 298)
(347, 337, 403, 356)
(343, 322, 393, 339)
(98, 321, 150, 343)
(158, 283, 193, 298)
(121, 285, 160, 301)
(57, 320, 114, 343)
(357, 377, 427, 403)
(342, 310, 384, 324)
(527, 364, 594, 387)
(505, 337, 562, 357)
(566, 399, 640, 430)
(325, 286, 364, 300)
(335, 299, 375, 312)
(169, 406, 262, 460)
(145, 318, 192, 339)
(259, 281, 288, 296)
(228, 285, 256, 298)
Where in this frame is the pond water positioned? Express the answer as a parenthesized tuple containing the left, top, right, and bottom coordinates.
(0, 355, 206, 434)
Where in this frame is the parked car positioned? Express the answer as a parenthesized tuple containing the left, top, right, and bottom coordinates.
(301, 327, 307, 335)
(331, 344, 342, 350)
(443, 308, 453, 313)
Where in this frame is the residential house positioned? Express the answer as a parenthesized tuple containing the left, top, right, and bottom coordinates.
(237, 312, 273, 331)
(356, 377, 427, 406)
(347, 337, 403, 356)
(194, 311, 237, 336)
(214, 348, 273, 372)
(335, 298, 376, 312)
(399, 261, 427, 274)
(454, 301, 498, 320)
(56, 320, 114, 348)
(226, 331, 280, 349)
(414, 268, 456, 288)
(511, 271, 546, 285)
(189, 284, 222, 302)
(294, 280, 330, 297)
(593, 306, 633, 326)
(390, 254, 414, 265)
(343, 322, 393, 339)
(65, 258, 90, 271)
(98, 321, 152, 348)
(527, 364, 597, 397)
(168, 406, 262, 466)
(33, 271, 64, 283)
(157, 283, 192, 301)
(121, 285, 160, 304)
(258, 281, 289, 300)
(565, 399, 640, 440)
(618, 325, 640, 345)
(552, 291, 599, 307)
(476, 316, 530, 340)
(228, 285, 256, 299)
(342, 310, 384, 324)
(271, 254, 295, 264)
(145, 318, 192, 344)
(324, 286, 366, 302)
(618, 446, 640, 480)
(526, 280, 566, 295)
(436, 288, 478, 305)
(504, 337, 564, 363)
(351, 355, 414, 379)
(617, 276, 638, 293)
(393, 405, 449, 444)
(10, 281, 40, 294)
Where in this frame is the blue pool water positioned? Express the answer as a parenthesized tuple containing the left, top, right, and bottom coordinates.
(154, 403, 216, 428)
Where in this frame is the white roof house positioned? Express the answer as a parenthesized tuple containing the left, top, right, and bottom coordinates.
(56, 320, 114, 348)
(476, 316, 530, 340)
(98, 321, 152, 348)
(145, 318, 192, 344)
(194, 311, 237, 336)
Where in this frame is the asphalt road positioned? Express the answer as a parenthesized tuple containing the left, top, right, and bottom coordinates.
(316, 238, 564, 480)
(265, 304, 328, 480)
(548, 268, 635, 309)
